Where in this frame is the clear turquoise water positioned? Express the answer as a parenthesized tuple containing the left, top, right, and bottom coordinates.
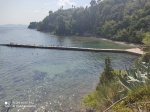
(0, 27, 138, 112)
(0, 26, 133, 49)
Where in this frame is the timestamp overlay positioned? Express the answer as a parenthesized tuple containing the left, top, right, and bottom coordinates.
(4, 100, 36, 108)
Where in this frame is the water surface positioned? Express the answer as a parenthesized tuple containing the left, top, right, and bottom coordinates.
(0, 26, 138, 112)
(0, 26, 133, 49)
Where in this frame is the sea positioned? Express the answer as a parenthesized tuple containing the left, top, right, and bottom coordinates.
(0, 26, 138, 112)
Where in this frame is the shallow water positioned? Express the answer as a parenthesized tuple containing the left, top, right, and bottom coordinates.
(0, 27, 138, 112)
(0, 26, 132, 49)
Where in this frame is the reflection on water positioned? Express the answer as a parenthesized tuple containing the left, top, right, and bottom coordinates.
(0, 27, 138, 112)
(0, 27, 133, 49)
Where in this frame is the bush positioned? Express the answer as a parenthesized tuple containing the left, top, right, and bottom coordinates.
(126, 84, 150, 103)
(139, 52, 150, 63)
(83, 57, 150, 112)
(83, 81, 122, 111)
(113, 84, 150, 112)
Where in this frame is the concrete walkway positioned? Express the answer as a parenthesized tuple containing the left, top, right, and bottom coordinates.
(0, 44, 143, 55)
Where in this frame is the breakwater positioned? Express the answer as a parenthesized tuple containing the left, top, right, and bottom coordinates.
(0, 44, 143, 55)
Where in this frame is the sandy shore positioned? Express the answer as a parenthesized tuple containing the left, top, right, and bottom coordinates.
(126, 48, 144, 55)
(92, 37, 143, 55)
(98, 37, 144, 55)
(98, 37, 141, 47)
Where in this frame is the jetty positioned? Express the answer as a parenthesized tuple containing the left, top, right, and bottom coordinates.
(0, 44, 143, 55)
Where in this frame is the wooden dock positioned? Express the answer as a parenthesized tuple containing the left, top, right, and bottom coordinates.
(0, 44, 143, 55)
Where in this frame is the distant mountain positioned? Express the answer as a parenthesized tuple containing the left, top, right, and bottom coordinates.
(0, 24, 27, 27)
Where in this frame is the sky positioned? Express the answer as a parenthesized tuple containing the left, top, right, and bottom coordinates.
(0, 0, 91, 25)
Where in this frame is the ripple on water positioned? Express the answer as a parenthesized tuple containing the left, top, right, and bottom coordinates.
(0, 46, 138, 112)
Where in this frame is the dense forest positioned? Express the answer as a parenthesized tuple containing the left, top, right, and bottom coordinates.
(28, 0, 150, 43)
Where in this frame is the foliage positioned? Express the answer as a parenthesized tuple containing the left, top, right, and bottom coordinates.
(113, 62, 150, 112)
(126, 83, 150, 102)
(118, 62, 150, 91)
(83, 57, 124, 111)
(83, 58, 150, 111)
(28, 22, 38, 29)
(82, 91, 98, 108)
(98, 57, 115, 85)
(140, 52, 150, 63)
(142, 32, 150, 45)
(28, 0, 150, 43)
(83, 81, 122, 111)
(113, 84, 150, 112)
(140, 33, 150, 62)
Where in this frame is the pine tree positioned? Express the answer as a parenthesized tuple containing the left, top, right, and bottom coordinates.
(99, 57, 114, 85)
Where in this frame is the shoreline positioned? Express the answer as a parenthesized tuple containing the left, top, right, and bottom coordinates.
(95, 37, 144, 55)
(30, 29, 142, 47)
(56, 34, 141, 47)
(97, 37, 140, 47)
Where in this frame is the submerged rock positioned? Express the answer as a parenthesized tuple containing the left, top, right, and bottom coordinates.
(33, 71, 48, 81)
(0, 85, 6, 100)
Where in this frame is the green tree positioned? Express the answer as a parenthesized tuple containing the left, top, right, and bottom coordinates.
(98, 57, 114, 85)
(140, 32, 150, 63)
(90, 0, 97, 7)
(101, 20, 117, 38)
(28, 0, 150, 44)
(55, 15, 66, 35)
(142, 32, 150, 45)
(28, 22, 38, 29)
(114, 29, 129, 42)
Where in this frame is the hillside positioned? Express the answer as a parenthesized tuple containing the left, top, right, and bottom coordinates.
(28, 0, 150, 43)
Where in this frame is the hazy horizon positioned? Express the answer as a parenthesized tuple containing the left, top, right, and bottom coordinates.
(0, 24, 28, 26)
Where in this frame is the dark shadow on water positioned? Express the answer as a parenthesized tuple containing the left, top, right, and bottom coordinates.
(0, 85, 6, 100)
(12, 77, 25, 83)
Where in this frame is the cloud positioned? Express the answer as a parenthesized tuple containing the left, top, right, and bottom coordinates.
(58, 0, 76, 6)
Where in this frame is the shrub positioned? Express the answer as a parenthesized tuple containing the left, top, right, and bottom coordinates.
(113, 84, 150, 112)
(83, 81, 122, 111)
(98, 57, 115, 85)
